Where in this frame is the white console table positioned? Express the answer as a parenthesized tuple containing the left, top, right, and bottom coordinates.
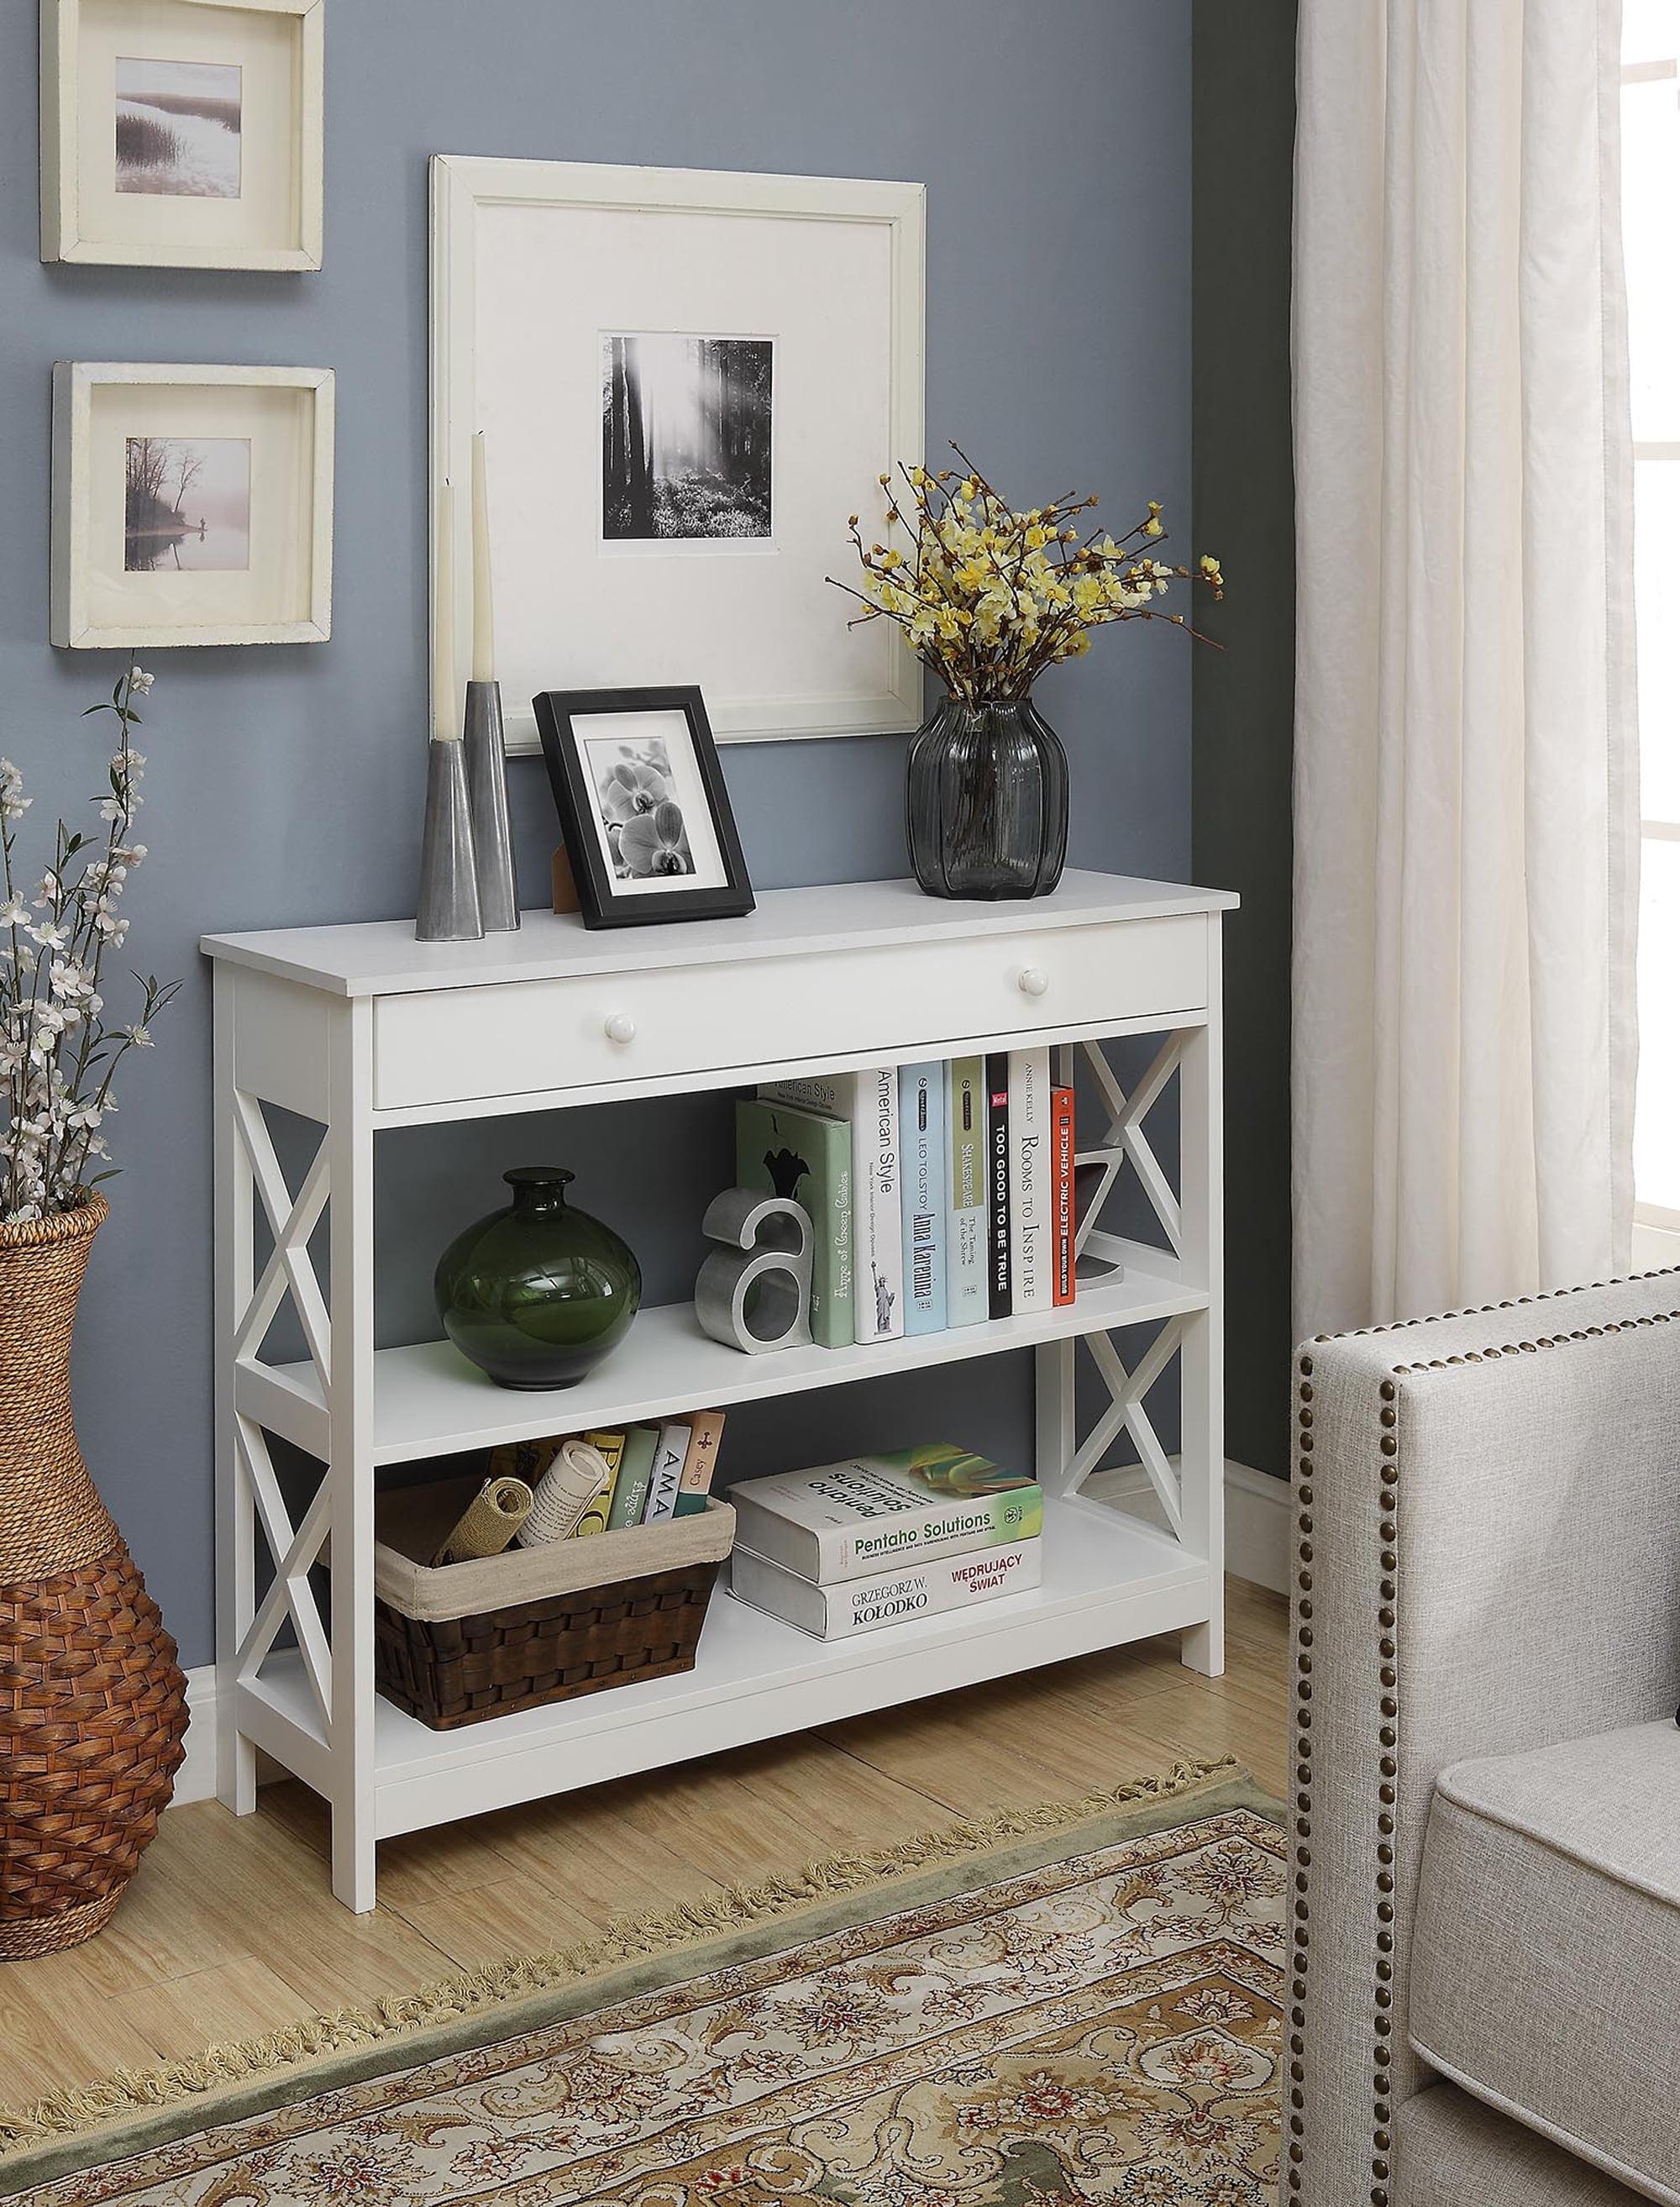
(203, 870, 1235, 1911)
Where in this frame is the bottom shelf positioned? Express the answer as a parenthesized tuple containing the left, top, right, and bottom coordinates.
(238, 1495, 1215, 1842)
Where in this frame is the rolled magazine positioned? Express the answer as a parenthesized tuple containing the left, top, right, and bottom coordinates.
(519, 1437, 614, 1546)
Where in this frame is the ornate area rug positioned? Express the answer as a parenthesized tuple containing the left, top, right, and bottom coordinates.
(0, 1758, 1283, 2205)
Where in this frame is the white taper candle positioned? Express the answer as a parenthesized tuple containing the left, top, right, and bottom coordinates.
(432, 479, 457, 741)
(470, 430, 495, 683)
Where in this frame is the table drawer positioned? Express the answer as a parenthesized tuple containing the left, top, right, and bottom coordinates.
(372, 913, 1209, 1113)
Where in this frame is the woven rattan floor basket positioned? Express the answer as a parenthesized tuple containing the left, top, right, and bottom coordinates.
(0, 1195, 187, 1959)
(371, 1478, 735, 1730)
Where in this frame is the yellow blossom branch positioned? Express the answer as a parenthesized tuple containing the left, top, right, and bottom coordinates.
(829, 444, 1225, 703)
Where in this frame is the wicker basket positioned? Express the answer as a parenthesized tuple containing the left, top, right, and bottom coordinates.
(371, 1477, 735, 1730)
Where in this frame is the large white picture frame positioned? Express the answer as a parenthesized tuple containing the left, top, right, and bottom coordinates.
(430, 155, 926, 751)
(40, 0, 325, 271)
(51, 361, 334, 649)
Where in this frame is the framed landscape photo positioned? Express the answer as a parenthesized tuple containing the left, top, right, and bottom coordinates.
(40, 0, 325, 270)
(51, 362, 334, 649)
(534, 686, 755, 929)
(432, 155, 926, 752)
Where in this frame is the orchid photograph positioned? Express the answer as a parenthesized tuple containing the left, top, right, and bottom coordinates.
(585, 733, 696, 880)
(533, 687, 753, 928)
(568, 706, 732, 901)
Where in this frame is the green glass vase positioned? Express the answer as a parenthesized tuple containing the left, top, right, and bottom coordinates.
(434, 1168, 642, 1390)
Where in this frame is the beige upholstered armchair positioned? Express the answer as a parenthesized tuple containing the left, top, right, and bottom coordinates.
(1292, 1274, 1680, 2207)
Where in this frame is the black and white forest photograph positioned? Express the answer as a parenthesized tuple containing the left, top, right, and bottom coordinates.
(601, 334, 773, 541)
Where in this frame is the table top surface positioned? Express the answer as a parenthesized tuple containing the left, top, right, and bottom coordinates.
(201, 869, 1238, 998)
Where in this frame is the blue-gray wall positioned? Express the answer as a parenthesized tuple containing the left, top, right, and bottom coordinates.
(1192, 0, 1296, 1479)
(0, 1, 1191, 1668)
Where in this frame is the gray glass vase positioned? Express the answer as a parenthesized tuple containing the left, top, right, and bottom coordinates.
(906, 695, 1069, 901)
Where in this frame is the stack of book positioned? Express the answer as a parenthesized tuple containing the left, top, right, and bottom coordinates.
(727, 1441, 1044, 1640)
(489, 1410, 724, 1537)
(738, 1052, 1076, 1350)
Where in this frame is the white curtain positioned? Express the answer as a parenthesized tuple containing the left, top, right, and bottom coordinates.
(1292, 0, 1640, 1338)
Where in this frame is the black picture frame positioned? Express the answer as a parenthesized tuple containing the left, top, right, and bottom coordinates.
(533, 686, 755, 930)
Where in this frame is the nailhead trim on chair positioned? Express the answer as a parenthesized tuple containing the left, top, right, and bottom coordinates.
(1287, 1350, 1316, 2195)
(1385, 1306, 1679, 1376)
(1289, 1268, 1679, 2206)
(1310, 1262, 1680, 1348)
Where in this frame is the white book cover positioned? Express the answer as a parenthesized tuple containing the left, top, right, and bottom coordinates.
(762, 1071, 901, 1343)
(946, 1056, 988, 1327)
(727, 1444, 1042, 1582)
(856, 1065, 903, 1341)
(643, 1422, 690, 1523)
(730, 1537, 1042, 1640)
(1009, 1047, 1052, 1312)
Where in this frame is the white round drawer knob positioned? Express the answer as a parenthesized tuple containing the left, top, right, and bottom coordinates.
(603, 1012, 637, 1045)
(1016, 965, 1051, 998)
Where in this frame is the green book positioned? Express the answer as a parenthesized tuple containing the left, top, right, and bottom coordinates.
(947, 1056, 987, 1327)
(735, 1097, 853, 1349)
(606, 1425, 659, 1530)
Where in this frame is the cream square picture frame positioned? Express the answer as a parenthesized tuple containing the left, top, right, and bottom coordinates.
(51, 362, 334, 649)
(431, 155, 926, 751)
(41, 0, 324, 270)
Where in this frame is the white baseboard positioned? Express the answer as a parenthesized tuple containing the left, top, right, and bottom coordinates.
(1085, 1458, 1290, 1596)
(1221, 1458, 1291, 1595)
(165, 1463, 1292, 1815)
(171, 1664, 220, 1808)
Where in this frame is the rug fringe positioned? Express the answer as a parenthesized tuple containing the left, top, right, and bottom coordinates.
(0, 1753, 1240, 2152)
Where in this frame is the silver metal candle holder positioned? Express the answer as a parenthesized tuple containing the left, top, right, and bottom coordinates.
(415, 733, 483, 943)
(463, 679, 520, 933)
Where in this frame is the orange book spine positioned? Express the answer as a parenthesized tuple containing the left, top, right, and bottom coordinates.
(675, 1408, 727, 1517)
(1052, 1086, 1075, 1306)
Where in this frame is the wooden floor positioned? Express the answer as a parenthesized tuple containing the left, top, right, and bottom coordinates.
(0, 1578, 1286, 2114)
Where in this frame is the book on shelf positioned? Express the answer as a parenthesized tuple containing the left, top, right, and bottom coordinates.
(730, 1536, 1042, 1640)
(486, 1435, 559, 1486)
(485, 1412, 723, 1537)
(985, 1052, 1011, 1319)
(606, 1425, 659, 1529)
(1009, 1047, 1051, 1314)
(728, 1441, 1042, 1584)
(761, 1069, 902, 1343)
(573, 1429, 626, 1536)
(1052, 1085, 1075, 1306)
(489, 1433, 596, 1542)
(900, 1062, 946, 1335)
(645, 1421, 690, 1523)
(675, 1408, 726, 1516)
(735, 1096, 853, 1349)
(946, 1055, 987, 1328)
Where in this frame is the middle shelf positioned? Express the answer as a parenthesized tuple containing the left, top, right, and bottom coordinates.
(238, 1229, 1203, 1465)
